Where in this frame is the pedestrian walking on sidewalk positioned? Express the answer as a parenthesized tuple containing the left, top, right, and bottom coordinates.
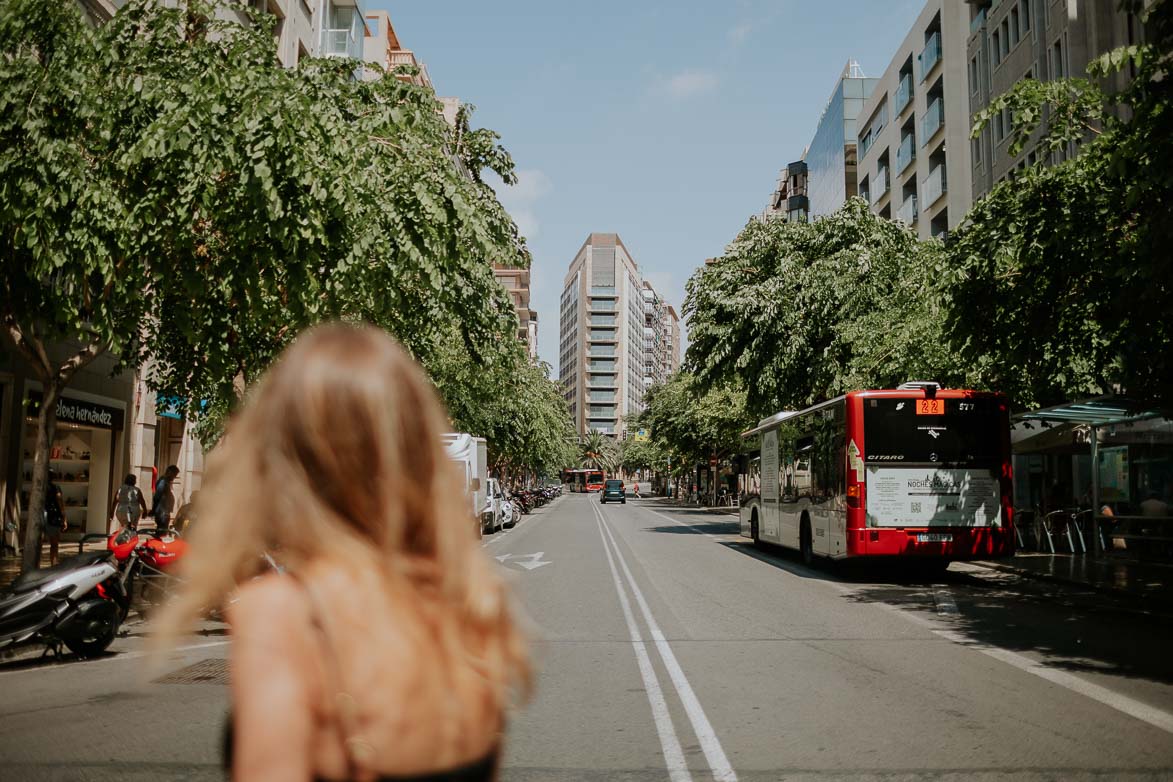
(150, 465, 179, 531)
(110, 474, 147, 533)
(158, 324, 530, 782)
(43, 478, 66, 566)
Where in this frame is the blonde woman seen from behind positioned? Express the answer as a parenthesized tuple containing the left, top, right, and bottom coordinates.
(158, 324, 530, 782)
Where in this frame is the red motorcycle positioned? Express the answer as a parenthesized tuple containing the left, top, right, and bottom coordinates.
(107, 525, 188, 607)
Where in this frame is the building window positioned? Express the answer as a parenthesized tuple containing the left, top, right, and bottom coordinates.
(1010, 8, 1020, 47)
(969, 55, 979, 94)
(1051, 37, 1066, 78)
(992, 30, 1001, 66)
(1021, 0, 1031, 33)
(972, 133, 982, 165)
(1000, 19, 1010, 59)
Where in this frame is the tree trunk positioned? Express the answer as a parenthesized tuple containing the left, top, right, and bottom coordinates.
(21, 382, 62, 573)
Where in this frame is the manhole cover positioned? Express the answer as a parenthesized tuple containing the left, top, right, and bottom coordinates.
(154, 657, 229, 685)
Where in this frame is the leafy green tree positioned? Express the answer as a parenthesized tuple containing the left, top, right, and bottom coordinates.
(641, 372, 751, 502)
(0, 0, 535, 570)
(685, 199, 956, 415)
(619, 437, 669, 475)
(950, 0, 1173, 407)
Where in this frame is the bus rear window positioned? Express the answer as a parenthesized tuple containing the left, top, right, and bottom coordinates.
(863, 397, 1003, 465)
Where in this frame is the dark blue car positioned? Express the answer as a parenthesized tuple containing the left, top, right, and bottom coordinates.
(601, 479, 626, 504)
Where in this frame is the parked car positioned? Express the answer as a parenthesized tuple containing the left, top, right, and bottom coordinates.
(601, 479, 626, 505)
(482, 478, 504, 533)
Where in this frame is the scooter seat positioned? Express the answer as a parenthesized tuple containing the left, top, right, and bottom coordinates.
(5, 551, 112, 594)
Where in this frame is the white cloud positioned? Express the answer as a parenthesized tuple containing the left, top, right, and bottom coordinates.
(489, 169, 552, 240)
(727, 22, 753, 46)
(660, 69, 719, 99)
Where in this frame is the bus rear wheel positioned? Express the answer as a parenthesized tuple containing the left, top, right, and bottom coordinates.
(800, 520, 814, 566)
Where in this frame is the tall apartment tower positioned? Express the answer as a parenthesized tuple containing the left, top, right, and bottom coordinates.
(641, 282, 681, 389)
(854, 0, 973, 240)
(807, 61, 880, 218)
(965, 0, 1143, 199)
(560, 234, 665, 438)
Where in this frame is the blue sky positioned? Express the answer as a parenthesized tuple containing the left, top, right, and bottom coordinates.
(368, 1, 925, 369)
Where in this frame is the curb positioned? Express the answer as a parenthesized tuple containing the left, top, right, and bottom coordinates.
(969, 559, 1173, 609)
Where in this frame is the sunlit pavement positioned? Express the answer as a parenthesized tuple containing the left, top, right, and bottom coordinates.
(3, 492, 1173, 780)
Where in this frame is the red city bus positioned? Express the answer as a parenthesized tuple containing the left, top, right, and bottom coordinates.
(738, 383, 1014, 566)
(585, 470, 605, 492)
(562, 469, 595, 493)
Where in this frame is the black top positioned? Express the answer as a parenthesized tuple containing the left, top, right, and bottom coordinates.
(221, 716, 499, 781)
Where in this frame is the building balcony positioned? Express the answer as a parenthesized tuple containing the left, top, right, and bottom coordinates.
(923, 165, 947, 207)
(969, 8, 987, 35)
(919, 31, 942, 82)
(896, 134, 916, 174)
(922, 98, 944, 145)
(324, 28, 359, 58)
(872, 168, 890, 204)
(895, 74, 914, 116)
(897, 194, 918, 225)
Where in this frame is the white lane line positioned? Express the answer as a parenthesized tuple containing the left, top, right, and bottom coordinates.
(591, 508, 691, 782)
(595, 502, 739, 782)
(876, 600, 1173, 735)
(643, 507, 722, 539)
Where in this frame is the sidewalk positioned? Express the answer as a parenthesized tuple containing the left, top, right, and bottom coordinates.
(972, 552, 1173, 606)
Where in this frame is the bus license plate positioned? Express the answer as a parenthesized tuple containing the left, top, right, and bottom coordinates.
(917, 533, 952, 543)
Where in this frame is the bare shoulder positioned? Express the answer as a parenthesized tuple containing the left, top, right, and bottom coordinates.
(228, 573, 309, 637)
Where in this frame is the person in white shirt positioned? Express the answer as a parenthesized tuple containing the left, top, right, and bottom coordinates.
(110, 474, 148, 532)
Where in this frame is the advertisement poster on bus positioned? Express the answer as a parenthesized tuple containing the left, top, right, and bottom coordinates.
(865, 466, 1002, 527)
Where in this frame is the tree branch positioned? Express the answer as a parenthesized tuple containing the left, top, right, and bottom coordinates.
(0, 310, 53, 382)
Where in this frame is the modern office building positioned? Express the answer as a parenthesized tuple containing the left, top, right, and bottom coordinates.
(806, 61, 879, 218)
(559, 234, 677, 437)
(966, 0, 1143, 200)
(762, 159, 810, 222)
(855, 0, 973, 239)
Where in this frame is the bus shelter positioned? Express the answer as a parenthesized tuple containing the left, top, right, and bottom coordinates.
(1013, 397, 1172, 557)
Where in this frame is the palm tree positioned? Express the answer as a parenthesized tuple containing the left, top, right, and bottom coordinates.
(580, 429, 618, 473)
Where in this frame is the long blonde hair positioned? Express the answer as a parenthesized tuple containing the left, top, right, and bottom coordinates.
(158, 323, 529, 703)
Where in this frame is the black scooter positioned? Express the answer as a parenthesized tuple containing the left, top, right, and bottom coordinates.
(0, 551, 130, 659)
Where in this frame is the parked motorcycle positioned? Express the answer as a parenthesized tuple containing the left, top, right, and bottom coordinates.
(107, 525, 188, 606)
(0, 551, 129, 659)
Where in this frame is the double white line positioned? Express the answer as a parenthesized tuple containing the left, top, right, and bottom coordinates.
(591, 501, 737, 782)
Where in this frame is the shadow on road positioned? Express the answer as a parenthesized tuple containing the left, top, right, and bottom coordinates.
(719, 537, 1173, 688)
(639, 521, 742, 536)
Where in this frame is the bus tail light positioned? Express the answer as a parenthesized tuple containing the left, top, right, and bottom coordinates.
(847, 484, 863, 508)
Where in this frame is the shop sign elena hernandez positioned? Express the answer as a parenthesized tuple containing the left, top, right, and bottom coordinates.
(25, 391, 125, 431)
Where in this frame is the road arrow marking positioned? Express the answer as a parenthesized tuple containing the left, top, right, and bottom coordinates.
(495, 553, 513, 563)
(514, 552, 551, 571)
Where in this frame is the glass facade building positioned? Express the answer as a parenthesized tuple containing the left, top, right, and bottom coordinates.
(805, 67, 878, 219)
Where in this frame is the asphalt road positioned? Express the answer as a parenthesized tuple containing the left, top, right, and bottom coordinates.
(3, 492, 1173, 780)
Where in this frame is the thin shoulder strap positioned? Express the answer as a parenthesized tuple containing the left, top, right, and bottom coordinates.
(287, 572, 369, 782)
